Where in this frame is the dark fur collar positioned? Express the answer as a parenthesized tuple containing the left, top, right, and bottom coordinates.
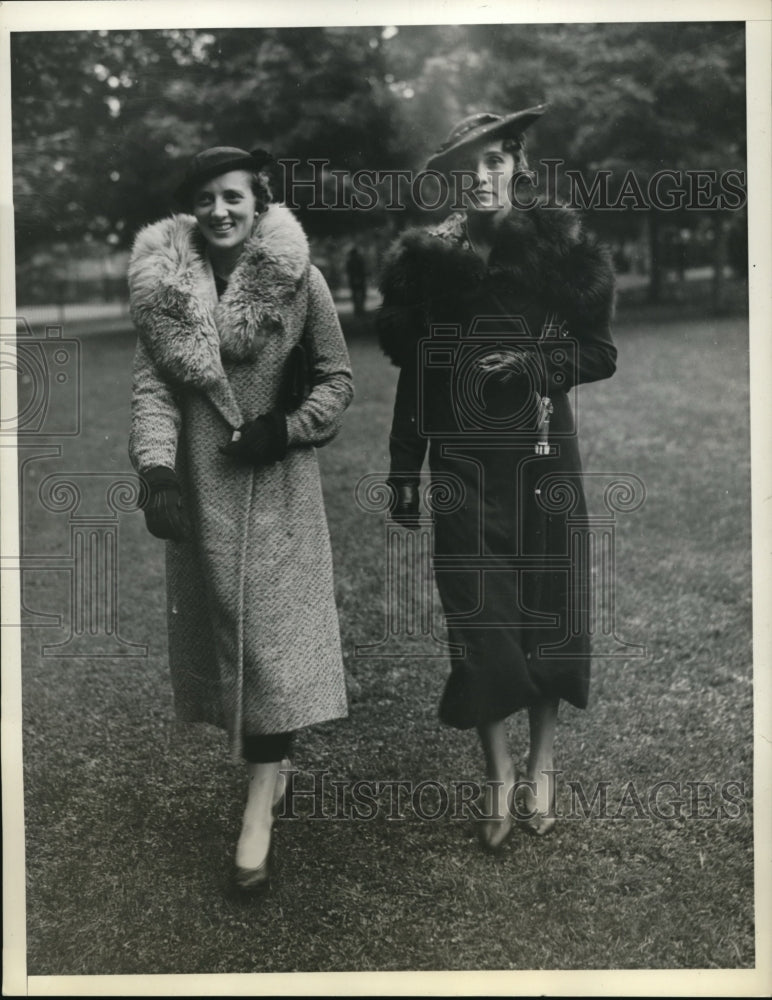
(378, 204, 615, 366)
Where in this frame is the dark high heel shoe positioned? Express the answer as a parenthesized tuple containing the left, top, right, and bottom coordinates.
(234, 838, 273, 894)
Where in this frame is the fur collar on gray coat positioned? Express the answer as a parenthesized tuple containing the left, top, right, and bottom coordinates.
(128, 203, 310, 390)
(378, 204, 615, 368)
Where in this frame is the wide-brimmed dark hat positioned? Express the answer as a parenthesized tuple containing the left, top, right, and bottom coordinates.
(174, 146, 273, 207)
(426, 104, 547, 172)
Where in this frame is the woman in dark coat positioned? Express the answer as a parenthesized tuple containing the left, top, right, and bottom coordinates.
(128, 147, 353, 889)
(377, 107, 616, 851)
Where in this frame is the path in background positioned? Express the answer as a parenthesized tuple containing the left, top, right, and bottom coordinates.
(13, 288, 384, 334)
(12, 268, 739, 336)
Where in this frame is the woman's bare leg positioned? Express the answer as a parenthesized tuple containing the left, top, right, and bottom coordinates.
(236, 760, 281, 869)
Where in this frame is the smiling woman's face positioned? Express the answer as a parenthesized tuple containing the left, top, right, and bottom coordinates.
(192, 170, 257, 252)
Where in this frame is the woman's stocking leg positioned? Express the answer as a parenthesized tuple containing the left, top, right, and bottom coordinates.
(236, 760, 281, 868)
(476, 719, 515, 850)
(522, 697, 559, 834)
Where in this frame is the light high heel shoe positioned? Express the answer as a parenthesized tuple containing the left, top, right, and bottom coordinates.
(515, 779, 557, 836)
(234, 759, 294, 893)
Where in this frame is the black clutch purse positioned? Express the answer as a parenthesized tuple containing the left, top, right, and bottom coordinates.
(279, 339, 311, 411)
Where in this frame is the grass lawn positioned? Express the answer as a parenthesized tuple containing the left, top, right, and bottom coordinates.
(16, 304, 754, 974)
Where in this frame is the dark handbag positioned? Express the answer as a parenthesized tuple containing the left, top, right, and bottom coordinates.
(279, 338, 311, 411)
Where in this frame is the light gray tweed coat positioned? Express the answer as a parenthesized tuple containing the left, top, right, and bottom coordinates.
(127, 203, 353, 756)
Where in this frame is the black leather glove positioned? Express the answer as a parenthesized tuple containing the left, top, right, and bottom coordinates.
(388, 480, 420, 529)
(139, 466, 191, 542)
(219, 411, 288, 466)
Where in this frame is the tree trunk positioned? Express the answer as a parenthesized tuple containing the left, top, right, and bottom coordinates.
(647, 210, 662, 303)
(712, 213, 727, 313)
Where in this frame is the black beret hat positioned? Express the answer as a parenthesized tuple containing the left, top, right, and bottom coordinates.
(425, 104, 547, 172)
(174, 146, 273, 207)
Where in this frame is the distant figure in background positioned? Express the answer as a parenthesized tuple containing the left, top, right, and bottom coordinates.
(128, 146, 353, 893)
(346, 244, 367, 315)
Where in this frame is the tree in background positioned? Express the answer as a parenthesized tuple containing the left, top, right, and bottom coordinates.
(380, 21, 746, 304)
(11, 26, 405, 261)
(11, 22, 746, 305)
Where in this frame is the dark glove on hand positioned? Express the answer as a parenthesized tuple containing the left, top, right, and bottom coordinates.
(140, 466, 191, 542)
(219, 411, 289, 466)
(388, 480, 420, 529)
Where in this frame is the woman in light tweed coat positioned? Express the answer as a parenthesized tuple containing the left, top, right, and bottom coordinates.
(128, 146, 353, 892)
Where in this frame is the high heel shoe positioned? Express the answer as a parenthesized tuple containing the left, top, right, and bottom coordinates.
(234, 834, 273, 894)
(234, 759, 291, 893)
(515, 781, 557, 836)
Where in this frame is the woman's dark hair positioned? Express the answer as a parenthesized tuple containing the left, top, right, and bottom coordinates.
(437, 131, 530, 184)
(181, 168, 272, 215)
(247, 169, 273, 215)
(501, 134, 529, 174)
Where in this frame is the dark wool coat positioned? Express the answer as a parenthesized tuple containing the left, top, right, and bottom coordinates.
(377, 206, 616, 729)
(128, 203, 353, 757)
